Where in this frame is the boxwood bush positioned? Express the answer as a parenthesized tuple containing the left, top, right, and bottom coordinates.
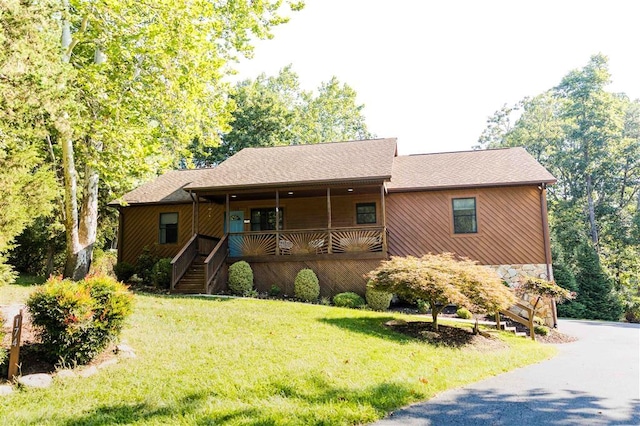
(152, 258, 173, 289)
(456, 307, 472, 319)
(228, 261, 254, 295)
(294, 269, 320, 302)
(365, 287, 393, 311)
(26, 275, 134, 365)
(113, 262, 135, 282)
(333, 292, 365, 308)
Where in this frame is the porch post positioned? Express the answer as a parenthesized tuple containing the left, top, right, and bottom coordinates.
(275, 190, 280, 255)
(195, 193, 199, 234)
(225, 193, 230, 235)
(327, 187, 332, 254)
(380, 184, 387, 256)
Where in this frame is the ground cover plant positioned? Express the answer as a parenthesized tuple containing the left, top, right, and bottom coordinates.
(0, 282, 555, 425)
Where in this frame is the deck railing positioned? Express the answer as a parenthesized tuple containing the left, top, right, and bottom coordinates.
(228, 226, 386, 257)
(170, 234, 198, 291)
(204, 234, 229, 292)
(496, 301, 536, 341)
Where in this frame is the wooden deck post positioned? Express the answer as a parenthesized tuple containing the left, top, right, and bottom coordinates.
(225, 193, 230, 234)
(275, 190, 280, 255)
(380, 184, 387, 256)
(327, 188, 332, 254)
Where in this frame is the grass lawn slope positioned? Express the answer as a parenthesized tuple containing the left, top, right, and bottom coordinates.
(0, 285, 556, 425)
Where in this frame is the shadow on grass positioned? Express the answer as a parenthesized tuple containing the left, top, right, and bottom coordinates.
(61, 392, 258, 426)
(319, 316, 414, 343)
(59, 377, 419, 425)
(377, 387, 640, 425)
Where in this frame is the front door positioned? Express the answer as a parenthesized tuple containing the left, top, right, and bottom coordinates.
(225, 211, 244, 257)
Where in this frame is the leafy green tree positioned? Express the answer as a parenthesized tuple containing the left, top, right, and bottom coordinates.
(49, 0, 303, 279)
(191, 66, 373, 166)
(0, 0, 62, 283)
(574, 244, 623, 321)
(367, 253, 515, 331)
(478, 54, 640, 320)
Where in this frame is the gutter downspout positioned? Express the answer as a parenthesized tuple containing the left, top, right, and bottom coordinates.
(189, 191, 196, 235)
(539, 183, 557, 327)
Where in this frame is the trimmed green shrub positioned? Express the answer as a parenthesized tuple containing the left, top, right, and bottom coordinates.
(151, 258, 173, 289)
(456, 307, 472, 319)
(294, 269, 319, 302)
(136, 247, 159, 285)
(534, 324, 549, 336)
(269, 285, 281, 297)
(114, 262, 135, 282)
(366, 287, 393, 311)
(228, 261, 254, 295)
(26, 275, 134, 365)
(333, 292, 365, 308)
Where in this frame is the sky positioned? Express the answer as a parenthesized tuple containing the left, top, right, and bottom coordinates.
(233, 0, 640, 156)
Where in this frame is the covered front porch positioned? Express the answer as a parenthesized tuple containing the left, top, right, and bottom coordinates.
(171, 183, 389, 293)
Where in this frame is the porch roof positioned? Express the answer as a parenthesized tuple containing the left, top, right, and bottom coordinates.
(388, 147, 557, 192)
(185, 138, 397, 192)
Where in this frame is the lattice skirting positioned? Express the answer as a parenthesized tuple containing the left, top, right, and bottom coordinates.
(237, 259, 384, 297)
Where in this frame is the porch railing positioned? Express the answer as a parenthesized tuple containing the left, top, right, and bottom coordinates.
(204, 234, 229, 292)
(171, 234, 221, 291)
(170, 234, 198, 291)
(228, 226, 386, 257)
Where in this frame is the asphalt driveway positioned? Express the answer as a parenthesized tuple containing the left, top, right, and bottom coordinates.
(375, 319, 640, 425)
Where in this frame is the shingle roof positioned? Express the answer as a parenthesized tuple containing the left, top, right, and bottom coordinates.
(112, 143, 556, 206)
(185, 138, 398, 191)
(109, 169, 210, 206)
(387, 147, 556, 192)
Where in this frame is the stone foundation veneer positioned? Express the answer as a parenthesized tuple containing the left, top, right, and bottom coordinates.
(487, 264, 555, 327)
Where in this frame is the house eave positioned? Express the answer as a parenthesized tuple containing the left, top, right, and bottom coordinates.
(386, 179, 557, 194)
(186, 176, 391, 194)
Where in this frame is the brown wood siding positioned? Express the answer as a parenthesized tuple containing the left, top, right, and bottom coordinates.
(199, 194, 381, 232)
(386, 186, 547, 265)
(243, 258, 383, 297)
(119, 204, 194, 264)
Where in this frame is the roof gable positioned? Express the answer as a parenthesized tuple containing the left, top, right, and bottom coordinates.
(388, 147, 556, 192)
(185, 138, 398, 191)
(109, 169, 210, 206)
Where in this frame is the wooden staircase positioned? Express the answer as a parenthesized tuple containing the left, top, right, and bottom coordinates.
(173, 255, 206, 294)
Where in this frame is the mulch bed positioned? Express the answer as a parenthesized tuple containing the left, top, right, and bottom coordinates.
(385, 320, 509, 351)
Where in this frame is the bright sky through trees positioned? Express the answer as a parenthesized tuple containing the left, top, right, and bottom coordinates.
(234, 0, 640, 155)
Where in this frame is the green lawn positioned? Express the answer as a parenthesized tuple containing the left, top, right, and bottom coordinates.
(0, 282, 556, 425)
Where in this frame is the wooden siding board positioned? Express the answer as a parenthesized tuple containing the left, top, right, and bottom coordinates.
(386, 186, 546, 265)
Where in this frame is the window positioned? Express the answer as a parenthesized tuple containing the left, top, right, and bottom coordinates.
(159, 212, 178, 244)
(452, 198, 477, 234)
(356, 203, 377, 225)
(250, 208, 283, 231)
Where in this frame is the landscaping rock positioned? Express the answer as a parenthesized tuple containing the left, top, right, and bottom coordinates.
(116, 344, 136, 358)
(97, 358, 119, 369)
(385, 319, 408, 326)
(0, 384, 14, 396)
(78, 366, 98, 378)
(56, 369, 77, 379)
(17, 374, 52, 389)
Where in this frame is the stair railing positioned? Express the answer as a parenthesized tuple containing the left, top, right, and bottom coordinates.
(497, 302, 536, 341)
(170, 234, 198, 291)
(204, 234, 229, 293)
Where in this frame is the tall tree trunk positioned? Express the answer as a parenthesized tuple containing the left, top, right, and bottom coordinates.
(62, 136, 83, 279)
(586, 174, 599, 248)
